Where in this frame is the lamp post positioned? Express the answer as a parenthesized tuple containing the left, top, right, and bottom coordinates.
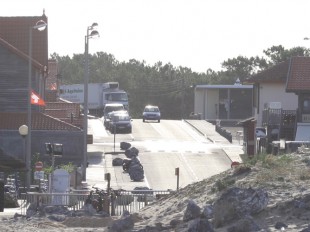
(27, 20, 47, 189)
(18, 125, 28, 164)
(83, 23, 99, 181)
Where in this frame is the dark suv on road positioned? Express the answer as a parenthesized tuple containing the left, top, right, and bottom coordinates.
(108, 111, 132, 134)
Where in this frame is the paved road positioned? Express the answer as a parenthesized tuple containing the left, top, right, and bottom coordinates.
(87, 119, 244, 190)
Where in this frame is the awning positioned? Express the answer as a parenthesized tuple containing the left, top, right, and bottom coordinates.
(0, 153, 26, 171)
(295, 123, 310, 141)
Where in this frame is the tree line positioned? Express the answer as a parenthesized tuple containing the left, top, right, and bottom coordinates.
(51, 45, 310, 119)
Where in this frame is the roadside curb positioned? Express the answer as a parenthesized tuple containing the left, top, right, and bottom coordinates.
(184, 119, 243, 163)
(183, 120, 214, 143)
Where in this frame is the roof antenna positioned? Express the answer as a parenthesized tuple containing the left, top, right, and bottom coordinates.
(43, 8, 46, 16)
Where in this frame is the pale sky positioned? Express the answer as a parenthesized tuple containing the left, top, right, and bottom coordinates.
(2, 0, 310, 73)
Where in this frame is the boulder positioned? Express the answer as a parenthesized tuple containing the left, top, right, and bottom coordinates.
(128, 164, 144, 181)
(188, 218, 214, 232)
(183, 199, 201, 222)
(110, 210, 134, 232)
(112, 158, 123, 166)
(213, 187, 268, 228)
(120, 142, 131, 150)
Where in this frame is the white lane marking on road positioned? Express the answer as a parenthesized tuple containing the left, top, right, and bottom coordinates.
(150, 123, 167, 137)
(180, 152, 199, 182)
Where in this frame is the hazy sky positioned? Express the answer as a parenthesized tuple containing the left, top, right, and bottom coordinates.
(2, 0, 310, 73)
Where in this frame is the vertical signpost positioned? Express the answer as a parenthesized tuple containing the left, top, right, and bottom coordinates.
(175, 167, 179, 191)
(34, 161, 44, 189)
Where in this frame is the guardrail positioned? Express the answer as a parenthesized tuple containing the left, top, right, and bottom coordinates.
(20, 189, 172, 216)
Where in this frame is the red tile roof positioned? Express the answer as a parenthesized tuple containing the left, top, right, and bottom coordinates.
(0, 14, 48, 68)
(0, 112, 81, 131)
(245, 60, 289, 84)
(286, 56, 310, 92)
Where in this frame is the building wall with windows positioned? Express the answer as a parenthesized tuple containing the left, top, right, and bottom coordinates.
(194, 84, 254, 121)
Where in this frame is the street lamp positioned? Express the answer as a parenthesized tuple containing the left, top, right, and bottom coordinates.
(19, 125, 28, 190)
(18, 125, 28, 162)
(83, 23, 99, 181)
(27, 20, 47, 189)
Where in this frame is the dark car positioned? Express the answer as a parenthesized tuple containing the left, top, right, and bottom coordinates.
(142, 105, 161, 123)
(104, 110, 128, 129)
(108, 111, 132, 134)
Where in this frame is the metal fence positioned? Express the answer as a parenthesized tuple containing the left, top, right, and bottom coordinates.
(19, 189, 172, 216)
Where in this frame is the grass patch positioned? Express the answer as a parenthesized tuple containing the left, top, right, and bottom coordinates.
(243, 153, 294, 169)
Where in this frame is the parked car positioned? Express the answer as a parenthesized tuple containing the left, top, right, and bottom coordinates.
(142, 105, 161, 123)
(108, 111, 132, 134)
(104, 110, 128, 129)
(103, 103, 125, 119)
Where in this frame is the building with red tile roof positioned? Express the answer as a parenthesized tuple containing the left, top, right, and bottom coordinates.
(0, 14, 84, 172)
(286, 56, 310, 93)
(245, 60, 298, 127)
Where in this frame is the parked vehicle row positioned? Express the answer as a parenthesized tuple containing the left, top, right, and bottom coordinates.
(103, 103, 132, 134)
(103, 104, 161, 134)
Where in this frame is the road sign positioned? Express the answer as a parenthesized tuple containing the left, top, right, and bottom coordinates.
(34, 171, 44, 180)
(35, 161, 43, 171)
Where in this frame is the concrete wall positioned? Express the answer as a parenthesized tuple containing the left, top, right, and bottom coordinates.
(206, 89, 218, 119)
(255, 83, 298, 126)
(0, 130, 83, 167)
(194, 89, 205, 118)
(194, 86, 253, 121)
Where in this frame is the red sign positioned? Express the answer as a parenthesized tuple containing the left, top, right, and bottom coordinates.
(31, 90, 46, 106)
(35, 161, 43, 171)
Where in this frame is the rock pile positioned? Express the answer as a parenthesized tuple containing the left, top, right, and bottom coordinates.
(113, 142, 144, 181)
(13, 185, 288, 231)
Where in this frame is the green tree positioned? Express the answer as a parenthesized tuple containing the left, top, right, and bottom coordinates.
(263, 45, 310, 66)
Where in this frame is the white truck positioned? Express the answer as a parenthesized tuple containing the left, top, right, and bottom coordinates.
(59, 82, 129, 116)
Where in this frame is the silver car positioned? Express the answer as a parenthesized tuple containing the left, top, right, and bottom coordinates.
(142, 105, 161, 123)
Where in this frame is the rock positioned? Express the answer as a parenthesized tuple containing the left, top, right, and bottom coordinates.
(275, 221, 288, 230)
(112, 158, 123, 166)
(47, 214, 66, 222)
(125, 147, 139, 158)
(213, 187, 268, 228)
(122, 158, 132, 172)
(120, 142, 131, 150)
(188, 218, 214, 232)
(128, 164, 144, 181)
(110, 210, 134, 232)
(183, 199, 201, 222)
(227, 216, 261, 232)
(300, 225, 310, 232)
(170, 219, 182, 228)
(201, 204, 213, 219)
